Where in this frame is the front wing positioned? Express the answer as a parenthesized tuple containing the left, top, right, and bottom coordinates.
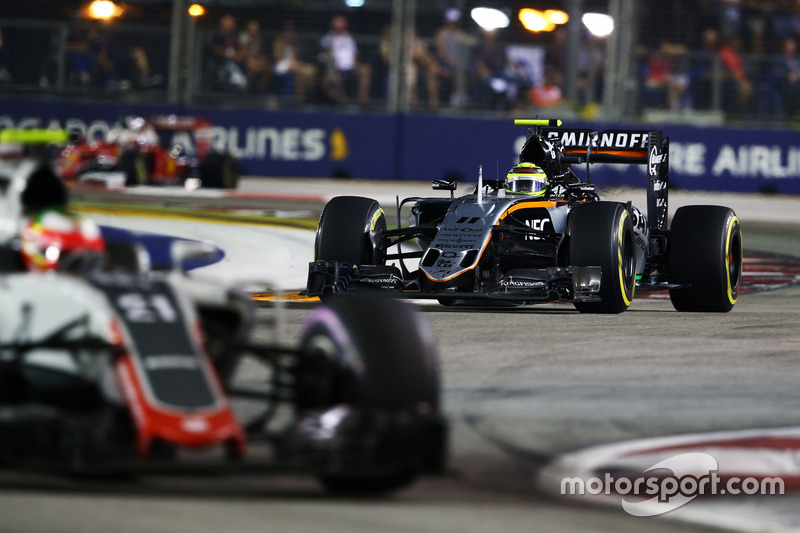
(307, 260, 602, 304)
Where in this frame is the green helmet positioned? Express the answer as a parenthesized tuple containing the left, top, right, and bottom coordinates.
(506, 163, 548, 197)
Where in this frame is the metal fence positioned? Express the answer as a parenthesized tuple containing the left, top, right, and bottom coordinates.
(1, 0, 799, 126)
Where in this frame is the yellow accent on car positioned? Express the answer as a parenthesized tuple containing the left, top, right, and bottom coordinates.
(513, 119, 563, 127)
(618, 210, 633, 307)
(501, 201, 559, 218)
(0, 129, 69, 144)
(370, 208, 384, 231)
(726, 215, 740, 306)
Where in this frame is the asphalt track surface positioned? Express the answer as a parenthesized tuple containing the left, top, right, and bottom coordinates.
(2, 179, 799, 533)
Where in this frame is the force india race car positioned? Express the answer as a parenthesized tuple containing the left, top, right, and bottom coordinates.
(54, 115, 239, 189)
(0, 133, 445, 492)
(307, 119, 743, 313)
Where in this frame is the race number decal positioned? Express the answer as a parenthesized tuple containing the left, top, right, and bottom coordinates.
(116, 293, 178, 323)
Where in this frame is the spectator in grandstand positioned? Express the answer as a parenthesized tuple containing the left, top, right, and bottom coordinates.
(470, 29, 530, 110)
(529, 67, 563, 108)
(377, 26, 442, 108)
(718, 0, 743, 38)
(718, 35, 753, 114)
(434, 8, 469, 106)
(210, 14, 248, 91)
(576, 35, 606, 106)
(0, 30, 10, 84)
(688, 27, 721, 110)
(790, 1, 800, 40)
(740, 0, 774, 54)
(765, 0, 797, 50)
(65, 19, 93, 86)
(239, 19, 271, 93)
(272, 21, 317, 101)
(774, 36, 800, 119)
(642, 41, 690, 110)
(124, 46, 163, 89)
(544, 27, 567, 76)
(319, 15, 371, 104)
(87, 21, 116, 89)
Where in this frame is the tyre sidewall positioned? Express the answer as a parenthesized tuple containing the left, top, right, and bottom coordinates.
(669, 206, 742, 312)
(315, 196, 387, 266)
(569, 202, 635, 313)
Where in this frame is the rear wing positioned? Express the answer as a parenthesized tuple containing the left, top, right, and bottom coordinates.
(514, 119, 670, 232)
(149, 116, 214, 159)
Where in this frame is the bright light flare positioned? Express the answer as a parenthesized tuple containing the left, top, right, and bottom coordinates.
(471, 7, 510, 31)
(519, 8, 568, 33)
(519, 9, 549, 32)
(582, 13, 615, 37)
(545, 10, 569, 25)
(87, 0, 122, 20)
(188, 4, 205, 16)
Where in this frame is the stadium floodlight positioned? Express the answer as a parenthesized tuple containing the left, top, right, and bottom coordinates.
(188, 4, 205, 16)
(471, 7, 511, 31)
(87, 0, 121, 20)
(519, 8, 554, 32)
(582, 13, 614, 37)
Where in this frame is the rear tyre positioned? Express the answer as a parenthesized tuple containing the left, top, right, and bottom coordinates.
(668, 206, 742, 312)
(199, 153, 239, 189)
(569, 202, 636, 314)
(315, 196, 387, 266)
(296, 295, 444, 494)
(119, 149, 147, 186)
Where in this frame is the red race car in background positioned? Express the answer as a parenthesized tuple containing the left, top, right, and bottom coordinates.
(55, 115, 239, 189)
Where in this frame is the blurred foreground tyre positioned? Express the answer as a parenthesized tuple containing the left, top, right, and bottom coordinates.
(314, 196, 386, 266)
(199, 152, 239, 189)
(119, 149, 147, 186)
(296, 295, 445, 493)
(569, 202, 636, 314)
(669, 206, 742, 312)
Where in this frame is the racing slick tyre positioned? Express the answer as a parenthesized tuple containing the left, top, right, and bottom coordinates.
(668, 206, 742, 312)
(295, 295, 445, 494)
(569, 202, 636, 314)
(119, 149, 147, 186)
(314, 196, 387, 266)
(199, 153, 239, 189)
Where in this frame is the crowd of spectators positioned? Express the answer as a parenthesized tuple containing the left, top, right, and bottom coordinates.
(2, 1, 800, 121)
(639, 0, 800, 120)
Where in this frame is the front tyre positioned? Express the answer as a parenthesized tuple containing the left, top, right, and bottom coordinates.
(668, 206, 742, 312)
(315, 196, 386, 266)
(199, 152, 239, 189)
(569, 202, 636, 314)
(295, 295, 444, 494)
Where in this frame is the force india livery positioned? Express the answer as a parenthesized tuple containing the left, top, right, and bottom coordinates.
(307, 119, 743, 313)
(0, 131, 446, 492)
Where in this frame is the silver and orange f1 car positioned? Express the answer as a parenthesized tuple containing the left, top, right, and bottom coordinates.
(307, 119, 743, 313)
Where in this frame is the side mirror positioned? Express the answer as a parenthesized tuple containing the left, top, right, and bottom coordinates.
(170, 240, 222, 272)
(432, 179, 457, 191)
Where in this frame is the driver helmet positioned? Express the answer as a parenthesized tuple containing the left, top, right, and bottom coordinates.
(506, 162, 549, 196)
(20, 209, 105, 272)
